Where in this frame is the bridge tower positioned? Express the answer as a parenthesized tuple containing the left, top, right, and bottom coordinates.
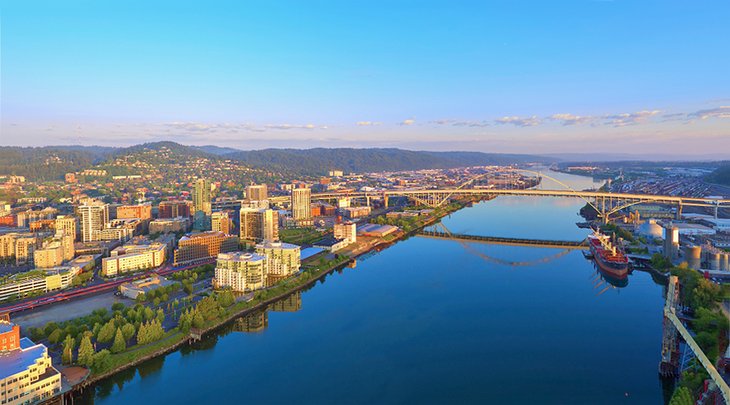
(659, 275, 680, 378)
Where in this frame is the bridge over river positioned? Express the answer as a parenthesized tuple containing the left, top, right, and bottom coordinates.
(417, 230, 588, 250)
(268, 187, 728, 223)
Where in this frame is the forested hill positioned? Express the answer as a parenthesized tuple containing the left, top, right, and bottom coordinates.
(223, 148, 551, 174)
(1, 143, 552, 180)
(0, 146, 115, 181)
(706, 164, 730, 186)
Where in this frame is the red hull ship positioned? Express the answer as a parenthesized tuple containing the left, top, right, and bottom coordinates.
(588, 230, 629, 279)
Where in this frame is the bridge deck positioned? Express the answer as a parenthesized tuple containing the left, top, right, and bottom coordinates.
(269, 188, 729, 208)
(665, 308, 730, 402)
(417, 230, 588, 249)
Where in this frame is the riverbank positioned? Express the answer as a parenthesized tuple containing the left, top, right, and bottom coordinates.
(71, 200, 470, 395)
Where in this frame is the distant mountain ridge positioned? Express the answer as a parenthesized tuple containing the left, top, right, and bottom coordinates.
(0, 142, 552, 179)
(222, 148, 551, 174)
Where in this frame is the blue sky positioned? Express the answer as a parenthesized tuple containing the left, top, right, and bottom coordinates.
(1, 0, 729, 154)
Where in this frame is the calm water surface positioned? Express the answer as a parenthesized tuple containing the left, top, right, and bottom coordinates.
(83, 171, 668, 404)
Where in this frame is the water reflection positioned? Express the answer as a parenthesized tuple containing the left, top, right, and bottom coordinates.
(596, 268, 629, 289)
(233, 291, 303, 333)
(269, 291, 302, 313)
(233, 310, 269, 333)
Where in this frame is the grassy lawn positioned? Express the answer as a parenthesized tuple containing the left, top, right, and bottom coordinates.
(279, 227, 324, 245)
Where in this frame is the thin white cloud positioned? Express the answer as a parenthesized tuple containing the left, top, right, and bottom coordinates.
(399, 119, 416, 126)
(431, 119, 490, 127)
(688, 106, 730, 120)
(602, 110, 660, 127)
(494, 116, 541, 127)
(162, 121, 327, 133)
(549, 113, 595, 126)
(356, 121, 382, 126)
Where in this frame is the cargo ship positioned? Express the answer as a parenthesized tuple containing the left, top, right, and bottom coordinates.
(587, 230, 629, 279)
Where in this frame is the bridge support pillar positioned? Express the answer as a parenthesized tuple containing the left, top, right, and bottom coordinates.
(676, 203, 682, 220)
(384, 195, 389, 208)
(715, 204, 719, 219)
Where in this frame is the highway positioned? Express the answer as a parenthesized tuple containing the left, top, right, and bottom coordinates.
(0, 259, 214, 315)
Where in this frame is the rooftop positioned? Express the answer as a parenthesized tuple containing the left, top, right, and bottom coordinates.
(0, 337, 53, 380)
(217, 251, 266, 262)
(179, 231, 227, 242)
(255, 241, 300, 250)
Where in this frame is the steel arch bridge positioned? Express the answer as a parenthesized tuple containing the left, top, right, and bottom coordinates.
(269, 170, 729, 223)
(425, 222, 576, 267)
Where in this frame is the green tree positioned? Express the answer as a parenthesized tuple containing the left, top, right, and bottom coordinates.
(111, 328, 126, 353)
(217, 290, 235, 308)
(97, 320, 116, 343)
(91, 349, 112, 373)
(690, 280, 722, 310)
(62, 334, 75, 365)
(669, 386, 693, 405)
(650, 253, 672, 270)
(47, 328, 63, 345)
(183, 281, 193, 294)
(77, 335, 95, 367)
(156, 308, 165, 324)
(121, 323, 136, 341)
(192, 312, 204, 329)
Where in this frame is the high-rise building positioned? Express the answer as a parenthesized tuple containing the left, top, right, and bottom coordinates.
(291, 188, 312, 224)
(193, 179, 212, 230)
(240, 208, 279, 242)
(57, 232, 75, 260)
(255, 241, 301, 277)
(173, 231, 238, 266)
(54, 215, 77, 242)
(0, 316, 62, 405)
(212, 211, 233, 235)
(33, 242, 64, 268)
(246, 184, 268, 202)
(213, 252, 266, 292)
(158, 200, 192, 218)
(0, 233, 39, 265)
(79, 199, 109, 242)
(14, 235, 38, 266)
(15, 207, 57, 228)
(193, 179, 212, 215)
(116, 204, 152, 220)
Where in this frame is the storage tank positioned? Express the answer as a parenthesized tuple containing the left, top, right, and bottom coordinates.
(709, 252, 721, 271)
(721, 253, 730, 272)
(637, 219, 663, 239)
(684, 245, 702, 270)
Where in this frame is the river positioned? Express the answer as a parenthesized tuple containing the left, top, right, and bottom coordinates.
(80, 170, 669, 404)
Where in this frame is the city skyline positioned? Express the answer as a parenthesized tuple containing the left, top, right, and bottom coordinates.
(2, 1, 729, 154)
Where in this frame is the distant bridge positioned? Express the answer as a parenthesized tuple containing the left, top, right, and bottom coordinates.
(269, 188, 728, 223)
(417, 230, 588, 250)
(266, 168, 727, 222)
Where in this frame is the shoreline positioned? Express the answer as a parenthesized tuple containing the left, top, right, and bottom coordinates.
(71, 201, 467, 395)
